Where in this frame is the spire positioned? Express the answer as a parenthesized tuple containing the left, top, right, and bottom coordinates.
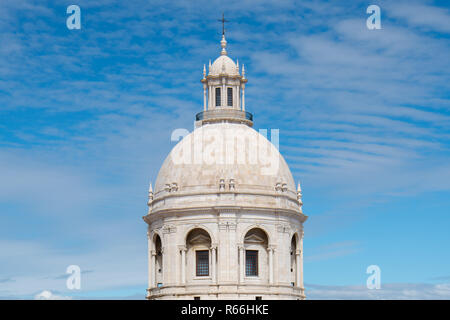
(242, 64, 246, 79)
(148, 182, 153, 206)
(203, 64, 206, 79)
(208, 59, 212, 74)
(220, 34, 227, 55)
(297, 181, 303, 209)
(236, 59, 239, 74)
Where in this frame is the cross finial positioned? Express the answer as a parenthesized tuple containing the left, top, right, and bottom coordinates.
(218, 12, 229, 35)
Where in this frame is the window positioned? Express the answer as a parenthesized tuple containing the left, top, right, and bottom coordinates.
(245, 250, 258, 276)
(215, 87, 221, 106)
(196, 250, 209, 276)
(227, 87, 233, 106)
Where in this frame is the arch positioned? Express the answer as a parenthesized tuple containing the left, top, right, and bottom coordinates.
(290, 232, 300, 248)
(186, 228, 212, 247)
(290, 232, 300, 287)
(240, 225, 271, 245)
(150, 232, 164, 287)
(185, 227, 213, 281)
(242, 227, 270, 281)
(183, 225, 216, 245)
(151, 230, 163, 251)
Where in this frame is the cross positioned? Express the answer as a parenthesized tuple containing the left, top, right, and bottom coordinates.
(217, 13, 229, 35)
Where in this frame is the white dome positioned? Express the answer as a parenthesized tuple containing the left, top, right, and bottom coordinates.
(210, 55, 239, 76)
(152, 123, 298, 212)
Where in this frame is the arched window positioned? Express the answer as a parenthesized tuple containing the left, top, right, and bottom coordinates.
(196, 250, 209, 276)
(290, 234, 298, 286)
(227, 87, 233, 106)
(186, 228, 212, 280)
(154, 234, 163, 286)
(215, 87, 221, 106)
(246, 250, 258, 276)
(243, 228, 268, 278)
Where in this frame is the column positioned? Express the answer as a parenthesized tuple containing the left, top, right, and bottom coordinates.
(268, 247, 274, 284)
(233, 85, 237, 109)
(208, 85, 212, 109)
(239, 245, 245, 284)
(203, 84, 207, 111)
(241, 84, 245, 111)
(295, 249, 301, 287)
(151, 250, 156, 288)
(211, 245, 217, 283)
(148, 233, 152, 289)
(299, 232, 304, 288)
(222, 79, 226, 107)
(237, 85, 240, 110)
(180, 246, 186, 285)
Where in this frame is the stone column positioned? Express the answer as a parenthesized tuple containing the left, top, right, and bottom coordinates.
(299, 232, 304, 288)
(211, 244, 217, 283)
(151, 250, 156, 288)
(203, 84, 207, 111)
(268, 247, 274, 284)
(208, 85, 213, 109)
(222, 78, 226, 107)
(238, 245, 245, 284)
(295, 249, 301, 287)
(147, 232, 152, 289)
(218, 220, 238, 283)
(237, 85, 240, 110)
(180, 246, 187, 285)
(241, 84, 245, 111)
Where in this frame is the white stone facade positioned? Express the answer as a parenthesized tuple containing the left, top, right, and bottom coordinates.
(143, 34, 307, 300)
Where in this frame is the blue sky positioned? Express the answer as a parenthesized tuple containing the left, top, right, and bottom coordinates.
(0, 0, 449, 299)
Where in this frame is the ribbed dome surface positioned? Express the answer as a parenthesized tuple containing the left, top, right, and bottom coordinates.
(154, 122, 295, 198)
(209, 55, 239, 76)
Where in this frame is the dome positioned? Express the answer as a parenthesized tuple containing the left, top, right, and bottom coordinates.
(152, 122, 298, 212)
(210, 55, 239, 76)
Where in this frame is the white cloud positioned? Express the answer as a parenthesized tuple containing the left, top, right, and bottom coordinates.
(306, 282, 450, 300)
(34, 290, 72, 300)
(386, 1, 450, 33)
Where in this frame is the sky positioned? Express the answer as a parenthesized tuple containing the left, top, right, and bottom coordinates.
(0, 0, 449, 299)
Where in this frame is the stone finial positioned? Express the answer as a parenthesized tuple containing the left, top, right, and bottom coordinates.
(297, 182, 303, 208)
(203, 64, 206, 79)
(229, 178, 235, 191)
(209, 59, 212, 74)
(220, 34, 227, 55)
(219, 178, 225, 191)
(236, 59, 239, 74)
(242, 64, 246, 79)
(147, 182, 153, 206)
(275, 182, 282, 192)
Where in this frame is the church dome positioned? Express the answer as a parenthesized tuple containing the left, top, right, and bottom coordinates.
(147, 32, 302, 215)
(152, 122, 299, 212)
(210, 55, 238, 76)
